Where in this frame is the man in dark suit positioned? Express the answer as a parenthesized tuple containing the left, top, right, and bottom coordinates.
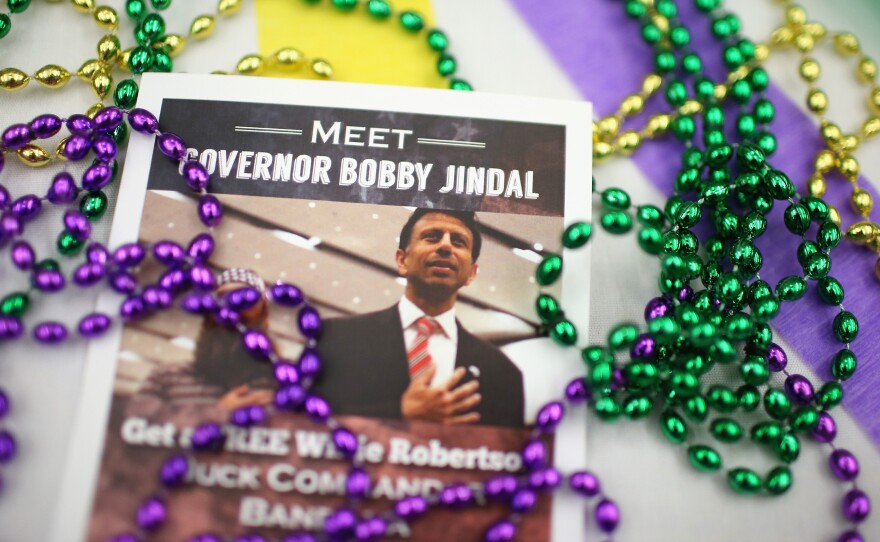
(313, 208, 525, 428)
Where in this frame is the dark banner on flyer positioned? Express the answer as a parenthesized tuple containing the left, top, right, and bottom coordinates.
(146, 99, 566, 217)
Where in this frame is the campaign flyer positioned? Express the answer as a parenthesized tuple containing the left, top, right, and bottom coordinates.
(53, 74, 592, 542)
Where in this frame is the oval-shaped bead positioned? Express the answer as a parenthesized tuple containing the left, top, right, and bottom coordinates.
(789, 406, 820, 432)
(751, 420, 783, 446)
(831, 349, 858, 380)
(764, 466, 792, 495)
(550, 319, 577, 346)
(600, 211, 633, 234)
(561, 222, 591, 248)
(535, 294, 561, 324)
(688, 445, 722, 472)
(536, 254, 562, 286)
(660, 409, 688, 444)
(710, 418, 743, 443)
(776, 275, 807, 301)
(727, 468, 762, 495)
(763, 389, 791, 420)
(833, 311, 859, 343)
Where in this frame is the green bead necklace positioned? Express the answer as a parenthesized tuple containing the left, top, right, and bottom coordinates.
(299, 0, 472, 90)
(533, 0, 863, 504)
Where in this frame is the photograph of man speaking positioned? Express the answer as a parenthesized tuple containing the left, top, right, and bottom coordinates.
(314, 208, 525, 428)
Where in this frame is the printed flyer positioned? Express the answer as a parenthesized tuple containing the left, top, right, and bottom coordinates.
(54, 74, 592, 542)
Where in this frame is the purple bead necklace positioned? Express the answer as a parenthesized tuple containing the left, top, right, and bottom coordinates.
(3, 107, 618, 541)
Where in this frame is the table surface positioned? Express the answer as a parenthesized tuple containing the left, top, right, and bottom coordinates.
(1, 1, 879, 541)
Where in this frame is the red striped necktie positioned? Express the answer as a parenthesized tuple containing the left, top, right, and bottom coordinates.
(407, 316, 441, 379)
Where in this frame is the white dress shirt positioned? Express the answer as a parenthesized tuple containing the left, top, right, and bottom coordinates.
(398, 296, 458, 388)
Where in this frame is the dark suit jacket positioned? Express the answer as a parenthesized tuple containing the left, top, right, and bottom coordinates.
(312, 305, 524, 428)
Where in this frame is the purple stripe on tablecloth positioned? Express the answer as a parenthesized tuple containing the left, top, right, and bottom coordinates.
(511, 0, 880, 445)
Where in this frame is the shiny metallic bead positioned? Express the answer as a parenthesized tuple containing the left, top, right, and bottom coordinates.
(33, 322, 68, 344)
(622, 395, 652, 419)
(764, 388, 791, 420)
(807, 89, 828, 114)
(751, 420, 783, 446)
(236, 55, 264, 75)
(813, 411, 838, 443)
(297, 305, 322, 339)
(616, 131, 641, 154)
(832, 349, 858, 380)
(594, 498, 620, 533)
(0, 318, 23, 344)
(97, 34, 121, 63)
(727, 468, 762, 495)
(311, 59, 333, 79)
(764, 466, 792, 495)
(0, 67, 29, 91)
(77, 59, 103, 82)
(818, 381, 844, 410)
(304, 394, 331, 423)
(55, 231, 85, 256)
(128, 46, 154, 75)
(850, 187, 873, 216)
(218, 0, 242, 16)
(0, 290, 30, 317)
(154, 34, 186, 57)
(330, 426, 357, 458)
(597, 116, 620, 138)
(601, 210, 633, 233)
(803, 252, 831, 279)
(80, 191, 108, 219)
(828, 206, 841, 225)
(833, 311, 859, 343)
(842, 489, 871, 523)
(190, 15, 216, 39)
(790, 406, 820, 432)
(32, 64, 70, 89)
(550, 319, 577, 346)
(827, 448, 860, 482)
(366, 0, 391, 19)
(620, 94, 644, 116)
(394, 495, 429, 519)
(16, 144, 50, 167)
(794, 32, 815, 53)
(814, 149, 835, 173)
(484, 519, 516, 542)
(834, 32, 861, 55)
(775, 432, 800, 463)
(399, 10, 424, 32)
(272, 48, 303, 70)
(845, 221, 878, 244)
(536, 253, 562, 286)
(94, 6, 119, 28)
(783, 203, 810, 235)
(660, 409, 688, 444)
(536, 401, 564, 432)
(33, 268, 65, 292)
(0, 13, 10, 39)
(862, 117, 880, 138)
(688, 445, 722, 472)
(91, 70, 112, 100)
(838, 154, 860, 181)
(798, 58, 820, 82)
(82, 163, 113, 191)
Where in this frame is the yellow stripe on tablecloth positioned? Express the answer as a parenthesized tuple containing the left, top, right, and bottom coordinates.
(255, 0, 448, 88)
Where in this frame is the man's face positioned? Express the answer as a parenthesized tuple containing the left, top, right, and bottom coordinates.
(396, 213, 478, 295)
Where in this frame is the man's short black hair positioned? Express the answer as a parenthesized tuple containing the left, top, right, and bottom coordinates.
(398, 208, 483, 262)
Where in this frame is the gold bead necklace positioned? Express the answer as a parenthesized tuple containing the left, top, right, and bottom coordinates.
(764, 1, 880, 279)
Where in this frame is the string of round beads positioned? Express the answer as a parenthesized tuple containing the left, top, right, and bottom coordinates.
(0, 0, 122, 103)
(212, 49, 335, 80)
(299, 0, 471, 91)
(763, 1, 880, 280)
